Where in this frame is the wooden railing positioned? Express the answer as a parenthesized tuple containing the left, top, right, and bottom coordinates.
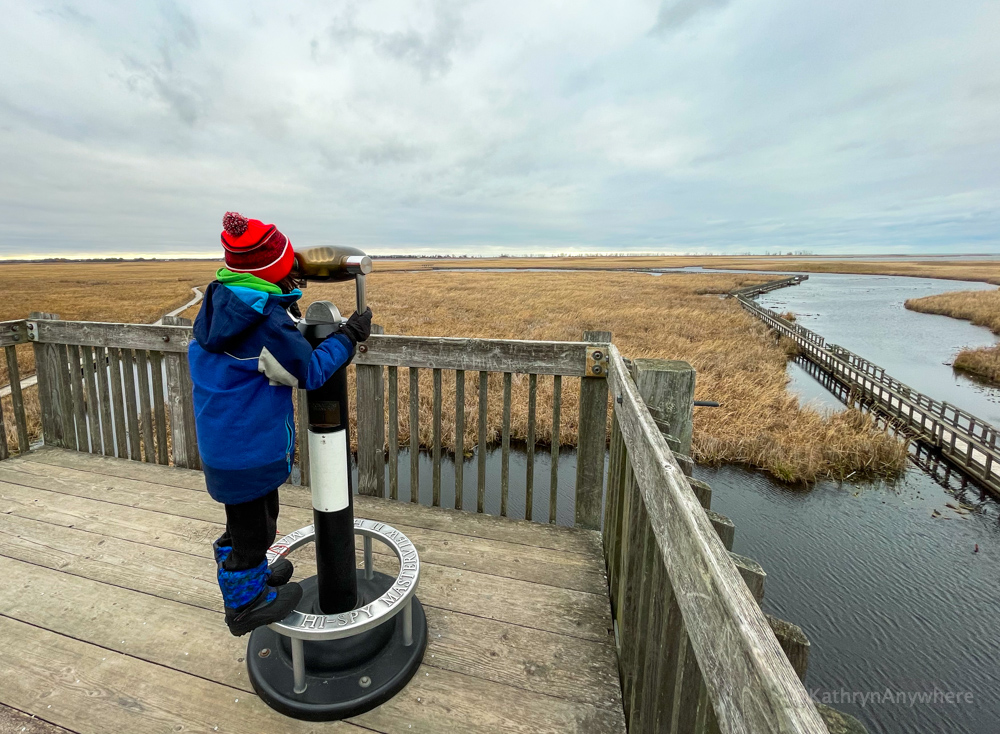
(351, 328, 611, 527)
(737, 293, 1000, 497)
(17, 314, 613, 527)
(602, 351, 837, 734)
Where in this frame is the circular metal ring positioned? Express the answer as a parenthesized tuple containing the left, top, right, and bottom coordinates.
(264, 518, 420, 641)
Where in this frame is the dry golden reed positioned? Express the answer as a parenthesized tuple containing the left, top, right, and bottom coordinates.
(3, 260, 909, 481)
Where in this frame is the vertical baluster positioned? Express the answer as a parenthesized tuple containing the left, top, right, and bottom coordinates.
(477, 370, 488, 513)
(66, 344, 87, 451)
(81, 346, 103, 454)
(0, 377, 7, 458)
(54, 343, 76, 448)
(135, 350, 156, 462)
(94, 346, 115, 456)
(107, 348, 128, 459)
(432, 368, 442, 507)
(4, 346, 29, 454)
(120, 349, 142, 461)
(549, 374, 561, 524)
(500, 372, 512, 517)
(388, 366, 399, 500)
(525, 373, 536, 521)
(409, 367, 420, 503)
(454, 370, 465, 510)
(149, 351, 169, 465)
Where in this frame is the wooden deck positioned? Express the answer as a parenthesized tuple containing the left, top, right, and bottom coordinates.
(0, 448, 625, 734)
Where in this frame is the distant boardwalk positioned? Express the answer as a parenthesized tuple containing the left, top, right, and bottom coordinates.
(734, 277, 1000, 498)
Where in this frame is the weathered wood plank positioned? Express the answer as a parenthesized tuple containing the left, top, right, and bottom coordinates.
(388, 366, 398, 500)
(134, 350, 155, 462)
(4, 345, 30, 453)
(433, 367, 442, 506)
(107, 347, 129, 459)
(575, 331, 611, 530)
(355, 334, 595, 376)
(29, 313, 60, 447)
(66, 344, 88, 451)
(409, 366, 420, 503)
(120, 348, 142, 461)
(501, 371, 512, 517)
(82, 346, 104, 454)
(477, 370, 488, 513)
(19, 448, 604, 556)
(633, 358, 695, 456)
(455, 369, 465, 510)
(0, 509, 612, 642)
(164, 352, 191, 468)
(0, 319, 27, 347)
(707, 509, 735, 551)
(54, 343, 77, 450)
(0, 381, 6, 460)
(767, 615, 810, 682)
(526, 373, 537, 521)
(149, 350, 169, 465)
(0, 472, 608, 596)
(356, 362, 383, 497)
(606, 346, 826, 733)
(0, 554, 623, 715)
(93, 346, 115, 456)
(371, 324, 386, 499)
(0, 615, 369, 734)
(550, 374, 561, 524)
(29, 318, 192, 352)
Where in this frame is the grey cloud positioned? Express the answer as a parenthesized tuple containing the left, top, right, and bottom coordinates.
(327, 1, 466, 78)
(651, 0, 733, 33)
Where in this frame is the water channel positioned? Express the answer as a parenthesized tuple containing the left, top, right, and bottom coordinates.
(347, 266, 1000, 733)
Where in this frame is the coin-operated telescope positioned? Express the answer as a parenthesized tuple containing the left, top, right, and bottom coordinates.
(247, 246, 427, 720)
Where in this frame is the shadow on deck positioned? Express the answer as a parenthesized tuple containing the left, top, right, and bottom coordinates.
(0, 448, 625, 733)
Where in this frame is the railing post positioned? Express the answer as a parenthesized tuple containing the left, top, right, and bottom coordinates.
(162, 316, 200, 469)
(356, 324, 385, 497)
(575, 330, 611, 529)
(632, 359, 695, 456)
(29, 312, 63, 447)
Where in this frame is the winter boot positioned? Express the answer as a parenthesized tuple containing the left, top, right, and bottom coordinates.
(218, 559, 303, 637)
(213, 535, 294, 587)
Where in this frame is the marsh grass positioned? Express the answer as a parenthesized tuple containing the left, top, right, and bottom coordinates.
(3, 260, 908, 481)
(905, 288, 1000, 387)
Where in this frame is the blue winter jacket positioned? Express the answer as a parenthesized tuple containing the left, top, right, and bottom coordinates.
(189, 281, 354, 504)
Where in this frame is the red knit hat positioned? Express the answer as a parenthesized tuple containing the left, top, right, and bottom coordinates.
(220, 212, 295, 283)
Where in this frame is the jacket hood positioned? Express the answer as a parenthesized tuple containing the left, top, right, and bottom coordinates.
(193, 281, 301, 353)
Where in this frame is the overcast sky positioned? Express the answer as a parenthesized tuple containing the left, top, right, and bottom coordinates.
(1, 0, 998, 257)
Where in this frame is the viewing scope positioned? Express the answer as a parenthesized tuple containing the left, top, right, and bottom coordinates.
(291, 245, 372, 313)
(292, 245, 372, 282)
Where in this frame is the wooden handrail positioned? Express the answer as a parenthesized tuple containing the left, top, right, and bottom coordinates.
(606, 345, 826, 733)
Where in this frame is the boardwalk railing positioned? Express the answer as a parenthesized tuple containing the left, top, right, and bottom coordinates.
(602, 350, 831, 734)
(736, 290, 1000, 497)
(730, 274, 809, 298)
(16, 312, 866, 732)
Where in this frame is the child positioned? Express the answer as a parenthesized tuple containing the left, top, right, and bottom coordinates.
(189, 212, 372, 636)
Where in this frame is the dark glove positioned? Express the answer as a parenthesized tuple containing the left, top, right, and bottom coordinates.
(339, 307, 372, 346)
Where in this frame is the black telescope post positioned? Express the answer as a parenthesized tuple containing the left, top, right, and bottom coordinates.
(299, 299, 359, 614)
(246, 247, 427, 721)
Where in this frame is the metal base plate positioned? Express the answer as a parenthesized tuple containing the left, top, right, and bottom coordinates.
(247, 572, 428, 721)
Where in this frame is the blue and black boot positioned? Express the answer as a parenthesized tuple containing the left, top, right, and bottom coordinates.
(218, 559, 303, 637)
(213, 534, 294, 586)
